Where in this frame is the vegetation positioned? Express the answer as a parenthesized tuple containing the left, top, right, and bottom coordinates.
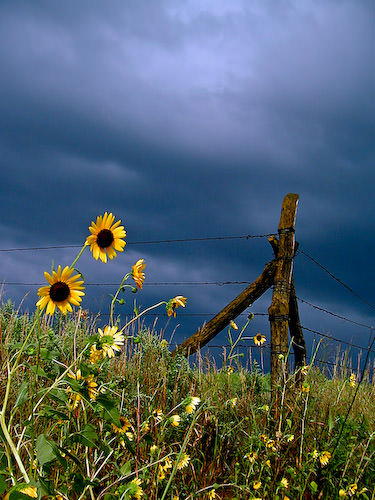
(0, 300, 374, 500)
(1, 212, 374, 499)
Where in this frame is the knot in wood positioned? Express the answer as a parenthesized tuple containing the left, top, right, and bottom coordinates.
(278, 227, 295, 234)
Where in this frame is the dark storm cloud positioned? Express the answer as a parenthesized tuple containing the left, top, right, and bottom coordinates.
(0, 0, 374, 353)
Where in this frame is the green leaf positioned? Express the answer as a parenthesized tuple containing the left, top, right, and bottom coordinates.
(36, 434, 58, 466)
(38, 406, 69, 421)
(40, 347, 58, 361)
(0, 475, 7, 495)
(70, 424, 98, 448)
(310, 481, 318, 493)
(49, 388, 69, 403)
(14, 381, 29, 408)
(120, 461, 132, 476)
(28, 365, 48, 378)
(96, 394, 121, 427)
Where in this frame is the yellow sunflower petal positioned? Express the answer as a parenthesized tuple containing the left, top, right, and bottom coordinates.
(43, 271, 54, 285)
(46, 300, 56, 315)
(61, 266, 73, 281)
(99, 248, 107, 263)
(106, 246, 117, 260)
(93, 245, 101, 260)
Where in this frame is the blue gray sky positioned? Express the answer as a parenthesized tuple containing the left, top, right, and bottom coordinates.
(0, 1, 374, 365)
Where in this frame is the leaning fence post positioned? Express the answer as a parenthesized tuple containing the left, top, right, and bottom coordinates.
(268, 193, 299, 401)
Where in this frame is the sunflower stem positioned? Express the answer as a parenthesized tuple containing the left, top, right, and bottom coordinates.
(70, 243, 88, 269)
(110, 273, 131, 326)
(121, 301, 167, 332)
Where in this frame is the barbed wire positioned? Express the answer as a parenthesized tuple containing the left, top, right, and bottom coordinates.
(297, 297, 374, 330)
(1, 280, 254, 287)
(0, 233, 275, 252)
(301, 325, 375, 353)
(298, 248, 375, 311)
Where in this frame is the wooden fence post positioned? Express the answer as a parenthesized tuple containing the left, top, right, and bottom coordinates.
(268, 193, 299, 399)
(268, 236, 306, 374)
(172, 259, 277, 357)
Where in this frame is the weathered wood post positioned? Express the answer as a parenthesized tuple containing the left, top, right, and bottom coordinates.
(268, 236, 306, 375)
(268, 193, 299, 399)
(172, 259, 277, 357)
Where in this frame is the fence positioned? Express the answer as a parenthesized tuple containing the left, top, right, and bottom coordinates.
(1, 194, 375, 397)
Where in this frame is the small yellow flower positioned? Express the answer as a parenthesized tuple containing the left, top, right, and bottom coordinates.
(37, 265, 85, 315)
(230, 397, 238, 407)
(170, 414, 181, 427)
(173, 496, 179, 500)
(85, 374, 98, 401)
(287, 434, 294, 442)
(312, 449, 319, 459)
(253, 480, 262, 490)
(98, 325, 125, 358)
(4, 485, 38, 500)
(86, 212, 126, 263)
(226, 366, 234, 375)
(260, 434, 268, 443)
(244, 451, 258, 463)
(166, 296, 187, 317)
(185, 396, 201, 414)
(208, 490, 217, 499)
(230, 320, 238, 330)
(89, 344, 103, 364)
(349, 373, 356, 387)
(150, 444, 158, 453)
(302, 383, 310, 393)
(266, 459, 271, 467)
(125, 431, 134, 441)
(160, 339, 168, 348)
(254, 333, 266, 346)
(266, 439, 276, 450)
(177, 452, 190, 470)
(153, 409, 163, 423)
(129, 478, 143, 499)
(132, 259, 146, 289)
(111, 416, 131, 434)
(339, 490, 347, 498)
(163, 457, 173, 471)
(319, 451, 331, 467)
(280, 478, 289, 488)
(301, 364, 309, 376)
(348, 484, 358, 496)
(283, 496, 290, 500)
(142, 422, 150, 433)
(158, 465, 166, 480)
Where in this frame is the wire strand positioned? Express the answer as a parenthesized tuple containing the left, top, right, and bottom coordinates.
(0, 233, 275, 252)
(299, 248, 375, 311)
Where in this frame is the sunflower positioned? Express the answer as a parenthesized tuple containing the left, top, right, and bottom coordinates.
(86, 212, 126, 263)
(170, 414, 181, 427)
(132, 259, 146, 289)
(185, 396, 201, 414)
(254, 333, 266, 346)
(166, 296, 187, 317)
(177, 453, 190, 470)
(4, 485, 38, 500)
(129, 478, 143, 499)
(37, 265, 84, 315)
(319, 451, 331, 467)
(98, 325, 125, 358)
(111, 416, 132, 434)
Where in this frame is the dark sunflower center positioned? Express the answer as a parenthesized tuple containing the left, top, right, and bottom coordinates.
(96, 229, 114, 248)
(50, 282, 70, 302)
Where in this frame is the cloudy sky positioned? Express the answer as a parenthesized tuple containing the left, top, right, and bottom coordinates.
(0, 0, 374, 366)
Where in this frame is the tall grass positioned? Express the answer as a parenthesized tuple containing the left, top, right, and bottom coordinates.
(1, 300, 374, 500)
